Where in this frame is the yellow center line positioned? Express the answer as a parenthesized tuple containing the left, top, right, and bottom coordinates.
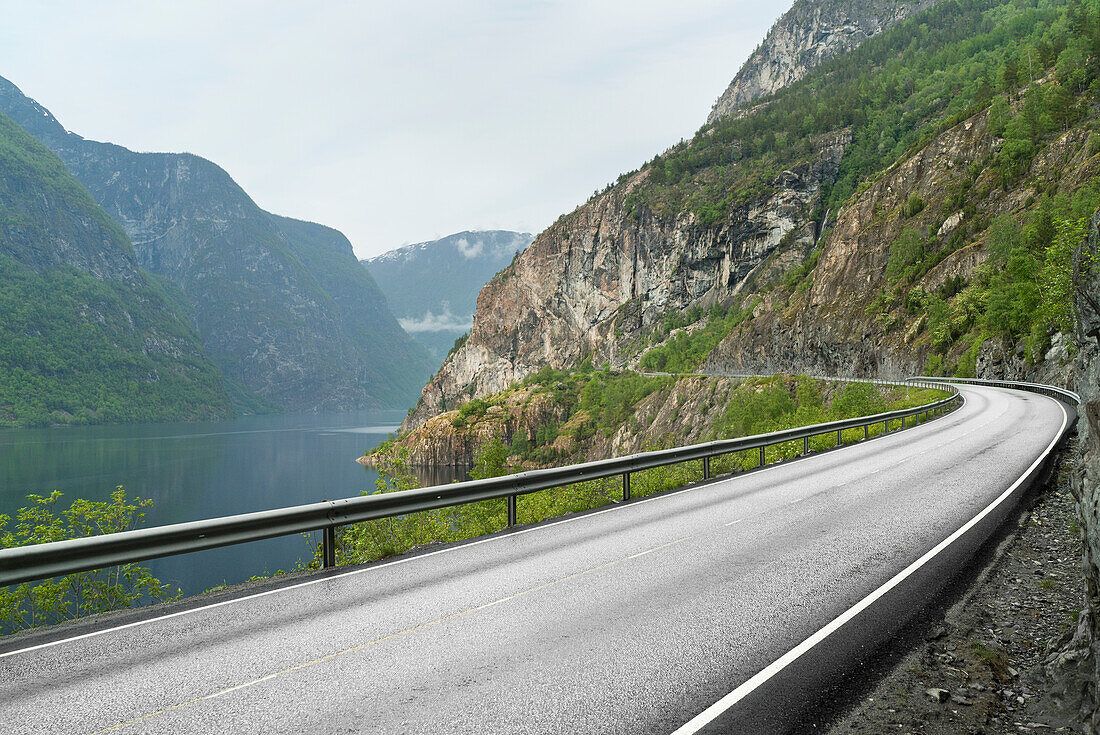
(90, 536, 690, 734)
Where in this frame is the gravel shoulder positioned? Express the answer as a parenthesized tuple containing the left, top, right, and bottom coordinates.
(811, 454, 1091, 734)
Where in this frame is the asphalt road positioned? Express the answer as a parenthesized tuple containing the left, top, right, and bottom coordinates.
(0, 385, 1070, 734)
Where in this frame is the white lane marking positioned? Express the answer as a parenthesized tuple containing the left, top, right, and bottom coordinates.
(627, 537, 690, 560)
(669, 393, 1068, 735)
(89, 536, 691, 734)
(0, 392, 968, 661)
(724, 519, 744, 527)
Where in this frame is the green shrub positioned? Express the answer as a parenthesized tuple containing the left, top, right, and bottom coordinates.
(1, 488, 177, 633)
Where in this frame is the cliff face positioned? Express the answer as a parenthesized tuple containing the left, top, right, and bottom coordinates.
(404, 131, 849, 430)
(708, 101, 1094, 389)
(406, 0, 1098, 436)
(707, 0, 936, 124)
(1070, 212, 1100, 726)
(0, 76, 433, 412)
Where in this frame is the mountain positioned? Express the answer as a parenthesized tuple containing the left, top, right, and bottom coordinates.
(364, 231, 533, 362)
(402, 0, 1095, 429)
(707, 0, 935, 124)
(0, 110, 231, 426)
(0, 76, 433, 412)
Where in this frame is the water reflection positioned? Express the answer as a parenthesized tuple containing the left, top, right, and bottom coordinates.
(0, 410, 404, 596)
(407, 464, 471, 488)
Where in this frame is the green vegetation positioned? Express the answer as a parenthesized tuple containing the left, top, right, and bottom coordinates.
(0, 488, 177, 634)
(0, 254, 233, 426)
(0, 111, 233, 426)
(337, 375, 949, 567)
(889, 186, 1099, 376)
(639, 302, 755, 373)
(627, 0, 1094, 225)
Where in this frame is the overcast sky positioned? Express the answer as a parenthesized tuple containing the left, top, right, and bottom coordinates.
(0, 1, 790, 258)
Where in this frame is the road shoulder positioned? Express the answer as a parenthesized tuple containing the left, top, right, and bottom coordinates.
(813, 458, 1089, 733)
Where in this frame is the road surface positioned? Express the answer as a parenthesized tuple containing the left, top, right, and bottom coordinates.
(0, 384, 1071, 734)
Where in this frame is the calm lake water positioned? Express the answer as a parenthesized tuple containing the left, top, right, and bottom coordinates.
(0, 409, 439, 596)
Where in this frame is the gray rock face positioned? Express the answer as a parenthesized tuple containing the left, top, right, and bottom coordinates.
(0, 75, 433, 412)
(403, 132, 849, 430)
(707, 0, 936, 124)
(1071, 210, 1100, 728)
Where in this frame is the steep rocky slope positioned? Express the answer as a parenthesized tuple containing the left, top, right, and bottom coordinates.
(705, 104, 1092, 387)
(365, 231, 533, 363)
(405, 0, 1090, 432)
(1069, 211, 1100, 729)
(707, 0, 935, 124)
(405, 130, 849, 428)
(0, 76, 432, 412)
(0, 111, 231, 425)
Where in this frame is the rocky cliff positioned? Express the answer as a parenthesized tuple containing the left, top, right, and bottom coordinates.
(406, 0, 1091, 432)
(404, 130, 848, 430)
(0, 75, 433, 412)
(1068, 212, 1100, 727)
(706, 104, 1092, 388)
(707, 0, 936, 124)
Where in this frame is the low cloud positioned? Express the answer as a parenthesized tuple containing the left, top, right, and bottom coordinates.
(453, 237, 484, 259)
(399, 303, 473, 333)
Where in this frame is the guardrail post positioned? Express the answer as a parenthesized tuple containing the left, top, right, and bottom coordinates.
(759, 445, 765, 468)
(323, 526, 336, 569)
(837, 428, 842, 446)
(703, 456, 711, 480)
(803, 436, 809, 455)
(507, 494, 518, 527)
(884, 419, 889, 434)
(623, 472, 630, 501)
(864, 424, 869, 440)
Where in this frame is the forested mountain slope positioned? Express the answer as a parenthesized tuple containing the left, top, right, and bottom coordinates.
(405, 0, 1098, 430)
(0, 76, 433, 412)
(0, 112, 231, 425)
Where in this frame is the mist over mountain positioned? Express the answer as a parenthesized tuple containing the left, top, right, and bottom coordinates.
(0, 75, 433, 413)
(365, 230, 533, 362)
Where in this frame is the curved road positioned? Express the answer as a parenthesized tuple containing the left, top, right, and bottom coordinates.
(0, 385, 1071, 734)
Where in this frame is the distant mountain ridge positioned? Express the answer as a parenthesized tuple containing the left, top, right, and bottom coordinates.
(365, 231, 533, 362)
(0, 75, 433, 412)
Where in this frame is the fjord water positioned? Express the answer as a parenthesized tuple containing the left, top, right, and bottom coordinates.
(0, 410, 406, 597)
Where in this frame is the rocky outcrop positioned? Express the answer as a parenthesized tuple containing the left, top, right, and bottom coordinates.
(0, 75, 432, 412)
(1068, 210, 1100, 728)
(403, 132, 849, 430)
(706, 105, 1096, 388)
(707, 0, 936, 124)
(704, 110, 1001, 377)
(365, 387, 571, 467)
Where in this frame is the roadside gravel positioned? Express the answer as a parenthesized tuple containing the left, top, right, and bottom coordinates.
(814, 461, 1091, 734)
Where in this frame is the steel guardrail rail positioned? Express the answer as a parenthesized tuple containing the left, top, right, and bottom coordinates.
(907, 376, 1080, 405)
(0, 379, 960, 587)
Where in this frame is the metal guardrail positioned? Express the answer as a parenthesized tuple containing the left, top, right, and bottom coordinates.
(0, 379, 960, 588)
(908, 376, 1080, 405)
